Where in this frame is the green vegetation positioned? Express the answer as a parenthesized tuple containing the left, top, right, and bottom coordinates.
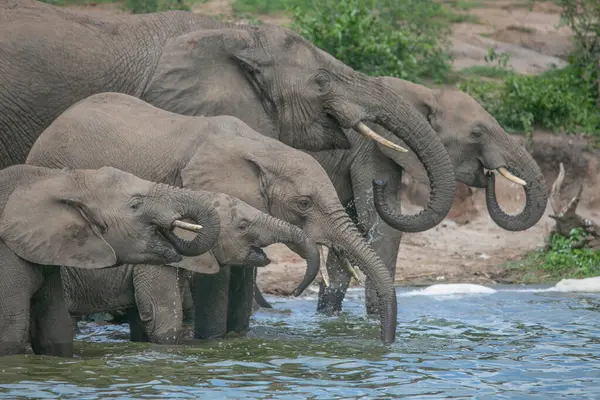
(290, 0, 453, 83)
(505, 228, 600, 283)
(459, 0, 600, 139)
(39, 0, 193, 13)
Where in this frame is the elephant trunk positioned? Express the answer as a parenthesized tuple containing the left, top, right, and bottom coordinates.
(485, 145, 548, 231)
(326, 209, 397, 344)
(354, 78, 456, 232)
(256, 214, 320, 296)
(160, 187, 221, 257)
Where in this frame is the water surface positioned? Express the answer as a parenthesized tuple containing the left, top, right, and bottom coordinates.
(1, 283, 599, 399)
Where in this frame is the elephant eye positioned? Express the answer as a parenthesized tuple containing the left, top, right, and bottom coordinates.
(295, 196, 313, 212)
(238, 219, 250, 232)
(128, 197, 143, 211)
(471, 129, 483, 139)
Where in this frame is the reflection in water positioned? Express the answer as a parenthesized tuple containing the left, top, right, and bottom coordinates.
(1, 286, 599, 398)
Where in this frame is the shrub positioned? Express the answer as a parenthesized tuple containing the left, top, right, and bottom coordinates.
(124, 0, 190, 13)
(459, 65, 600, 136)
(537, 228, 600, 279)
(290, 0, 452, 83)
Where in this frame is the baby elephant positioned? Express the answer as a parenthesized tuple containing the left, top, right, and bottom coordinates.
(62, 191, 320, 344)
(0, 164, 221, 357)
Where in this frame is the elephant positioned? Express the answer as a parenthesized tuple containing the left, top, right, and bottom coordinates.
(26, 92, 400, 344)
(61, 190, 320, 344)
(0, 0, 457, 235)
(0, 163, 222, 357)
(294, 77, 547, 316)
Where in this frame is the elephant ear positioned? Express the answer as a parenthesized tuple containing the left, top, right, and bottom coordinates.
(165, 225, 220, 274)
(0, 176, 117, 268)
(373, 123, 431, 186)
(144, 28, 263, 117)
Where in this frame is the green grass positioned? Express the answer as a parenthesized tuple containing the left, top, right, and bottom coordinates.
(502, 228, 600, 284)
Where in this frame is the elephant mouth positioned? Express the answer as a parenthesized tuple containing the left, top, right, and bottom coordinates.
(155, 227, 184, 263)
(242, 246, 271, 267)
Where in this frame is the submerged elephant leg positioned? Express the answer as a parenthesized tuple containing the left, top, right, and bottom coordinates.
(227, 266, 255, 335)
(127, 308, 150, 342)
(317, 250, 352, 315)
(192, 266, 231, 339)
(133, 265, 183, 344)
(29, 267, 74, 357)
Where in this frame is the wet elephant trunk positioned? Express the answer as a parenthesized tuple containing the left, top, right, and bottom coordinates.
(160, 187, 221, 256)
(352, 78, 456, 232)
(255, 214, 320, 296)
(326, 209, 397, 344)
(485, 146, 548, 231)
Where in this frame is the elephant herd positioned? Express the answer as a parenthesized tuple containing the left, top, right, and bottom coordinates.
(0, 0, 548, 357)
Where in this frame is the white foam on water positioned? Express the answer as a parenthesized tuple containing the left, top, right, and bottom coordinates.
(399, 283, 497, 297)
(551, 276, 600, 293)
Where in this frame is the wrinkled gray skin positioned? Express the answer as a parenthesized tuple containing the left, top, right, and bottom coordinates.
(0, 0, 456, 236)
(291, 77, 546, 316)
(26, 92, 398, 343)
(0, 164, 221, 357)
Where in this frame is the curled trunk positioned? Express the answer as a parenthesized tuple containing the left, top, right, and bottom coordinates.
(256, 215, 320, 296)
(486, 147, 548, 231)
(327, 210, 397, 344)
(357, 79, 456, 233)
(161, 188, 221, 256)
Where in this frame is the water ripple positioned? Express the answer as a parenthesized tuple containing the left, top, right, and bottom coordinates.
(0, 285, 599, 399)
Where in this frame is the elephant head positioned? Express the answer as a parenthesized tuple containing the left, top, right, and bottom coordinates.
(179, 124, 398, 343)
(169, 192, 320, 296)
(0, 165, 221, 269)
(143, 24, 456, 232)
(371, 77, 548, 231)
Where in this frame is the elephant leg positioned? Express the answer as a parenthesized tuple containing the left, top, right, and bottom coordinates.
(353, 160, 403, 315)
(317, 249, 352, 315)
(191, 266, 231, 339)
(127, 308, 150, 342)
(133, 265, 183, 344)
(29, 267, 74, 357)
(181, 273, 195, 324)
(226, 266, 254, 335)
(0, 249, 41, 356)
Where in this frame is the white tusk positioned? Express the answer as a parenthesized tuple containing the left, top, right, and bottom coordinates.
(319, 246, 330, 287)
(342, 257, 362, 283)
(354, 122, 409, 153)
(172, 220, 203, 232)
(497, 167, 526, 186)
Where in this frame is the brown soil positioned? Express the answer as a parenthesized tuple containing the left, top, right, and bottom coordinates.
(61, 0, 600, 291)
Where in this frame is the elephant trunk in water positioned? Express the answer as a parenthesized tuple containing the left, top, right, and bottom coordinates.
(326, 209, 397, 344)
(485, 145, 548, 231)
(159, 186, 221, 257)
(350, 77, 456, 233)
(255, 214, 320, 296)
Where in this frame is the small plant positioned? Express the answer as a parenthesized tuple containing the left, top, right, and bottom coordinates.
(539, 228, 600, 278)
(484, 47, 511, 69)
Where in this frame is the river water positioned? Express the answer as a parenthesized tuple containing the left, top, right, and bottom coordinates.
(1, 282, 600, 399)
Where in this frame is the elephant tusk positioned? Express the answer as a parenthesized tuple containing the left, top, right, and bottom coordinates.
(342, 257, 362, 283)
(497, 167, 526, 187)
(172, 220, 203, 232)
(354, 122, 409, 153)
(319, 246, 330, 287)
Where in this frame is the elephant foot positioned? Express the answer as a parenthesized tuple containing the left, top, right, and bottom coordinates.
(316, 282, 345, 316)
(31, 341, 73, 357)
